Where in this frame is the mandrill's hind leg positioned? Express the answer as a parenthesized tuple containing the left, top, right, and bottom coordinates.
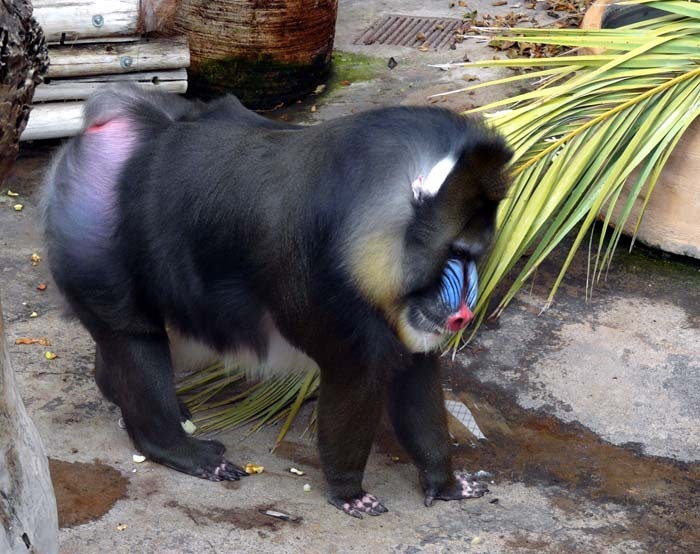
(95, 332, 247, 481)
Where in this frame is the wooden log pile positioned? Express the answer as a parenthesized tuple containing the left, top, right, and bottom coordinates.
(22, 0, 188, 141)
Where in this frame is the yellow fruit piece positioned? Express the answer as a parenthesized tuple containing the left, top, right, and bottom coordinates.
(45, 351, 58, 360)
(13, 204, 23, 211)
(245, 463, 264, 474)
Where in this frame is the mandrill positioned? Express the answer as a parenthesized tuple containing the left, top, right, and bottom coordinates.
(42, 86, 511, 518)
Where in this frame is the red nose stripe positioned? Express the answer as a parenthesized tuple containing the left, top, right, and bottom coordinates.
(446, 305, 473, 332)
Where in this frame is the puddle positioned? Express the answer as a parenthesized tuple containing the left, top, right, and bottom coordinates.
(49, 458, 129, 528)
(272, 361, 699, 548)
(442, 362, 700, 551)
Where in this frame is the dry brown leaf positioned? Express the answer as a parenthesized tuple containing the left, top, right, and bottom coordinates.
(15, 337, 51, 346)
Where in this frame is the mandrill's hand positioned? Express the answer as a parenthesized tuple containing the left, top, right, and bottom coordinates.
(424, 470, 491, 507)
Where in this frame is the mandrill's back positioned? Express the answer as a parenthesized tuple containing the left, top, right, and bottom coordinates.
(42, 84, 507, 336)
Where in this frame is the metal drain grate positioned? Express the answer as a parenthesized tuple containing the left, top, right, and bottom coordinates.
(355, 14, 465, 50)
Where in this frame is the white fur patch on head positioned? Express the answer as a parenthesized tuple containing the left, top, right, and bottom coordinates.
(412, 156, 457, 201)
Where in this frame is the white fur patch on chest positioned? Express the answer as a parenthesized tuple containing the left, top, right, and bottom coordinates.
(168, 321, 319, 379)
(412, 156, 457, 201)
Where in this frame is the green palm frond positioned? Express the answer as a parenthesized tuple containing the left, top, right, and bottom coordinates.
(447, 0, 700, 346)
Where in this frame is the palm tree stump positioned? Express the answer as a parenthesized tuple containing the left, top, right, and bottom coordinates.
(175, 0, 338, 108)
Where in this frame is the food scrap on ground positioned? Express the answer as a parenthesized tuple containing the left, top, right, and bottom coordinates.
(181, 419, 197, 434)
(245, 463, 264, 474)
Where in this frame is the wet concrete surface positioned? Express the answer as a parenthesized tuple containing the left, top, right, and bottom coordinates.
(49, 459, 129, 528)
(2, 0, 700, 552)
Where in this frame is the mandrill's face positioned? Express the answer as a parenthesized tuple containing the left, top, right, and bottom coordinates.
(382, 143, 507, 351)
(398, 257, 479, 352)
(346, 144, 509, 354)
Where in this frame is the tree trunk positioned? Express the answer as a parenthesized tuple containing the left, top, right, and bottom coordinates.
(0, 0, 48, 182)
(0, 2, 57, 553)
(0, 299, 59, 553)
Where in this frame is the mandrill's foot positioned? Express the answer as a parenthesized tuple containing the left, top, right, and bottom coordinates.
(424, 470, 491, 507)
(140, 435, 249, 482)
(329, 492, 389, 519)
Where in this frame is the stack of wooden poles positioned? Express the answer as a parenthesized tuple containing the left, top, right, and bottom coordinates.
(22, 0, 189, 141)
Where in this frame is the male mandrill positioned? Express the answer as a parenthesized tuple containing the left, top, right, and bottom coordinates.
(43, 86, 511, 518)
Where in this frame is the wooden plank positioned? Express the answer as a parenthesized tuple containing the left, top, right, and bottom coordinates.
(21, 102, 84, 141)
(34, 69, 187, 102)
(33, 0, 139, 43)
(46, 37, 189, 78)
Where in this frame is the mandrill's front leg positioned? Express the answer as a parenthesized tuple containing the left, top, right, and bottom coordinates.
(388, 353, 489, 506)
(316, 358, 390, 519)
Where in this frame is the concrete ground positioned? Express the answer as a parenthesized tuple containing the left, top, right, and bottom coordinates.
(2, 0, 700, 552)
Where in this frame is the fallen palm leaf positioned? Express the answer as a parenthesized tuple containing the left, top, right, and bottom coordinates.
(176, 364, 318, 444)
